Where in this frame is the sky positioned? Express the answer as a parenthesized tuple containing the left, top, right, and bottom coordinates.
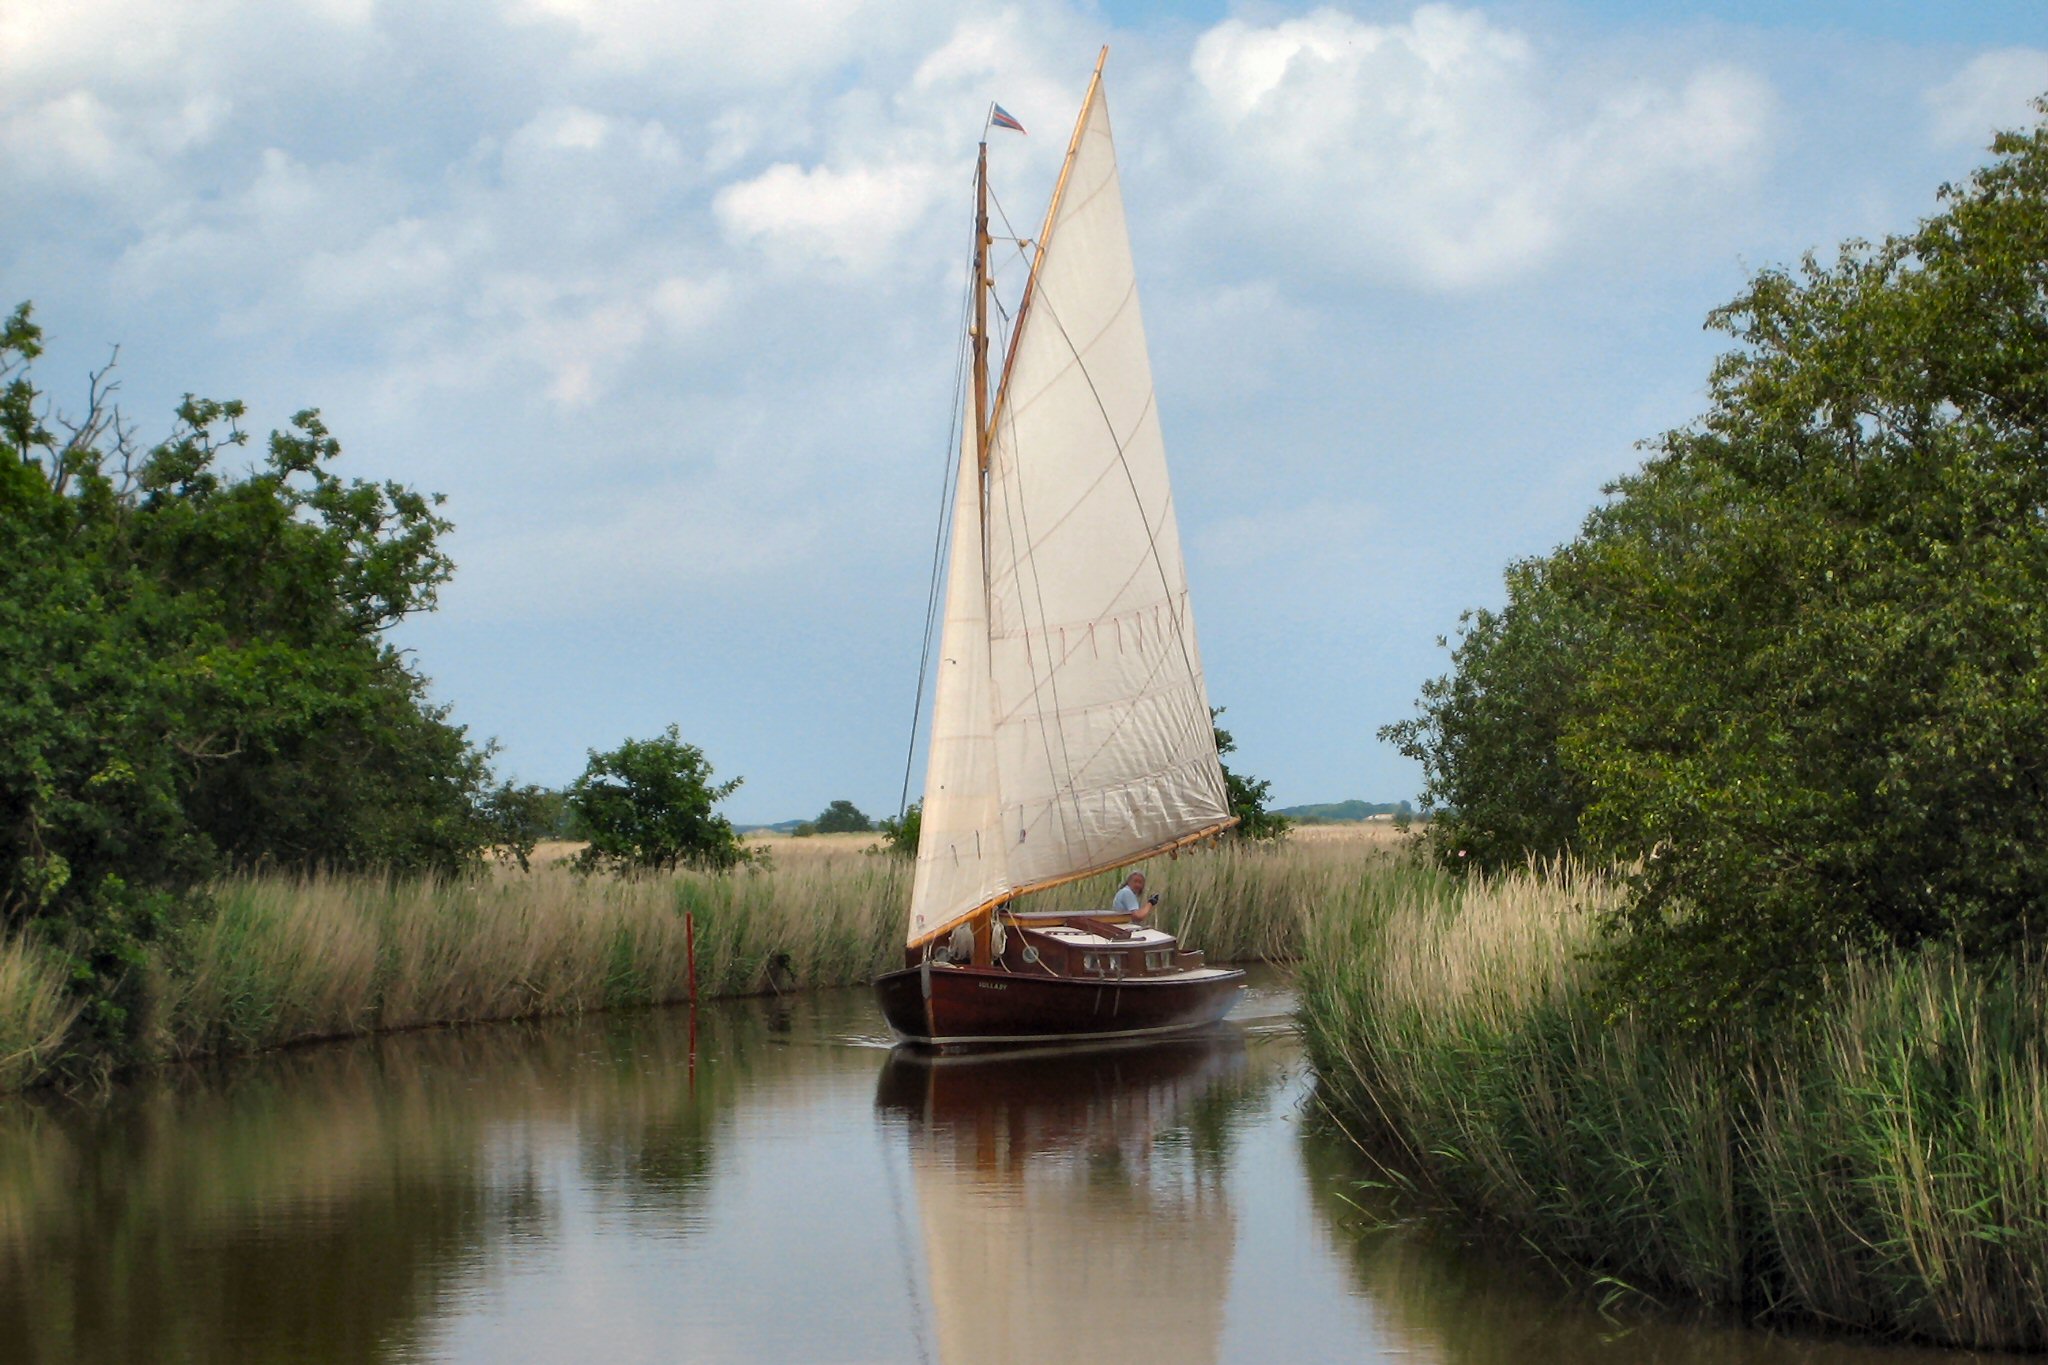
(6, 1, 2047, 824)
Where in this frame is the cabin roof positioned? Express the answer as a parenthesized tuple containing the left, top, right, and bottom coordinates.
(1035, 926, 1175, 948)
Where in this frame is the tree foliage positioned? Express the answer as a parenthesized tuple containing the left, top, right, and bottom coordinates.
(875, 801, 920, 857)
(1214, 710, 1289, 841)
(1383, 104, 2048, 1031)
(811, 799, 872, 834)
(1, 303, 496, 1046)
(569, 726, 748, 873)
(478, 782, 561, 872)
(1380, 554, 1599, 872)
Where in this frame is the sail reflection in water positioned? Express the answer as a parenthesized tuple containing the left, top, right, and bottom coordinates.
(4, 981, 2010, 1363)
(877, 1034, 1267, 1365)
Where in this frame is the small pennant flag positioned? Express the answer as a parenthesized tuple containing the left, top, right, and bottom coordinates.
(990, 104, 1026, 134)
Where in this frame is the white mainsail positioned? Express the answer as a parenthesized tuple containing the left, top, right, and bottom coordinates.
(907, 68, 1232, 949)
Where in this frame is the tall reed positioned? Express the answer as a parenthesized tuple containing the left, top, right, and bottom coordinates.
(4, 827, 1387, 1093)
(1746, 950, 2048, 1347)
(151, 851, 917, 1061)
(1299, 858, 2048, 1350)
(0, 935, 78, 1094)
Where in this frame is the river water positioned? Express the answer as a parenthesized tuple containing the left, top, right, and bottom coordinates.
(0, 970, 2013, 1364)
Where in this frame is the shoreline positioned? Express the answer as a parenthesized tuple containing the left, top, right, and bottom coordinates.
(1298, 859, 2048, 1354)
(0, 826, 1395, 1095)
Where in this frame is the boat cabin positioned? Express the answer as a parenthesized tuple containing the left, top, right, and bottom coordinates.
(916, 910, 1207, 978)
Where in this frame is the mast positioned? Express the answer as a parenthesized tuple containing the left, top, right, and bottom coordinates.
(972, 140, 991, 484)
(964, 138, 995, 962)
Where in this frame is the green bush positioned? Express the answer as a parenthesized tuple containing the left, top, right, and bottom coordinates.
(1381, 103, 2048, 1031)
(570, 726, 750, 873)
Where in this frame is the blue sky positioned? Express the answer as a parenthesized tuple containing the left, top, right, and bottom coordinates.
(6, 1, 2046, 823)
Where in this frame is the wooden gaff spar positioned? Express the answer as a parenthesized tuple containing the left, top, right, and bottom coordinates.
(874, 49, 1247, 1046)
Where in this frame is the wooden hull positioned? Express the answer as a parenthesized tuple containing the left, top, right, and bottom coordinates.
(874, 959, 1246, 1047)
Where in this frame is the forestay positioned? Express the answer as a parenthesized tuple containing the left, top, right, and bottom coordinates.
(907, 76, 1232, 949)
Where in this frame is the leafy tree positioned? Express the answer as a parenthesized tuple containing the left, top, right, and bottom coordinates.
(1, 302, 493, 1048)
(1379, 554, 1599, 873)
(812, 799, 872, 834)
(1385, 103, 2048, 1031)
(1213, 710, 1289, 841)
(1570, 110, 2048, 1027)
(875, 802, 920, 857)
(478, 781, 559, 872)
(569, 726, 748, 873)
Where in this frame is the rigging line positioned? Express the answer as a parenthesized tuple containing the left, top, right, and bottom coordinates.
(988, 165, 1204, 837)
(984, 286, 1218, 815)
(976, 164, 1112, 871)
(990, 329, 1093, 869)
(982, 193, 1144, 867)
(1025, 278, 1210, 740)
(987, 390, 1198, 786)
(896, 203, 981, 823)
(983, 184, 1039, 333)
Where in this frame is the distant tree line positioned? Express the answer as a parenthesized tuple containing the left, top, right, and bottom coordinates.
(1276, 800, 1415, 824)
(791, 799, 873, 837)
(1382, 105, 2048, 1033)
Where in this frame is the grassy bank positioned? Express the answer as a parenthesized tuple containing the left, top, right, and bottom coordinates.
(0, 824, 1403, 1093)
(1298, 859, 2048, 1351)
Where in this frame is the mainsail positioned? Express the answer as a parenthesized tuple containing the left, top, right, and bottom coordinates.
(907, 65, 1232, 949)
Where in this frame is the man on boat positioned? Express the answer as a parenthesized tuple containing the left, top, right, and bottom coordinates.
(1112, 871, 1159, 922)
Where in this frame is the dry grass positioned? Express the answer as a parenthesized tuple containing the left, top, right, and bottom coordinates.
(1281, 817, 1415, 849)
(0, 935, 79, 1094)
(521, 830, 894, 867)
(148, 852, 914, 1063)
(2, 823, 1409, 1093)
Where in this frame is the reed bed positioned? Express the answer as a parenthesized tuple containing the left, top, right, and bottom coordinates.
(151, 849, 916, 1060)
(1298, 858, 2048, 1350)
(2, 826, 1371, 1093)
(0, 935, 79, 1094)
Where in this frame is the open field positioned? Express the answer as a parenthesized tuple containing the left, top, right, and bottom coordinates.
(1275, 818, 1413, 849)
(525, 830, 913, 866)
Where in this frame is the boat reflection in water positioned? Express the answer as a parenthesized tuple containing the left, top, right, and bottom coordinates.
(876, 1030, 1259, 1365)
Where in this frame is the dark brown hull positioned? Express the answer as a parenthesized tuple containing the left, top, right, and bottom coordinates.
(874, 959, 1246, 1046)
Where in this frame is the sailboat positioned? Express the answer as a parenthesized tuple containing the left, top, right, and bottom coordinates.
(874, 50, 1247, 1046)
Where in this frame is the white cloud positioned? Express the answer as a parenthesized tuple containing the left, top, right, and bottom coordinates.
(715, 160, 946, 274)
(1186, 5, 1774, 288)
(1927, 49, 2048, 147)
(649, 274, 733, 334)
(112, 149, 391, 303)
(2, 90, 128, 181)
(506, 0, 927, 89)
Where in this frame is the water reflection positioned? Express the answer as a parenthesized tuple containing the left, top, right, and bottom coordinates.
(878, 1034, 1278, 1365)
(0, 980, 2018, 1364)
(0, 1000, 811, 1364)
(1297, 1113, 2031, 1365)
